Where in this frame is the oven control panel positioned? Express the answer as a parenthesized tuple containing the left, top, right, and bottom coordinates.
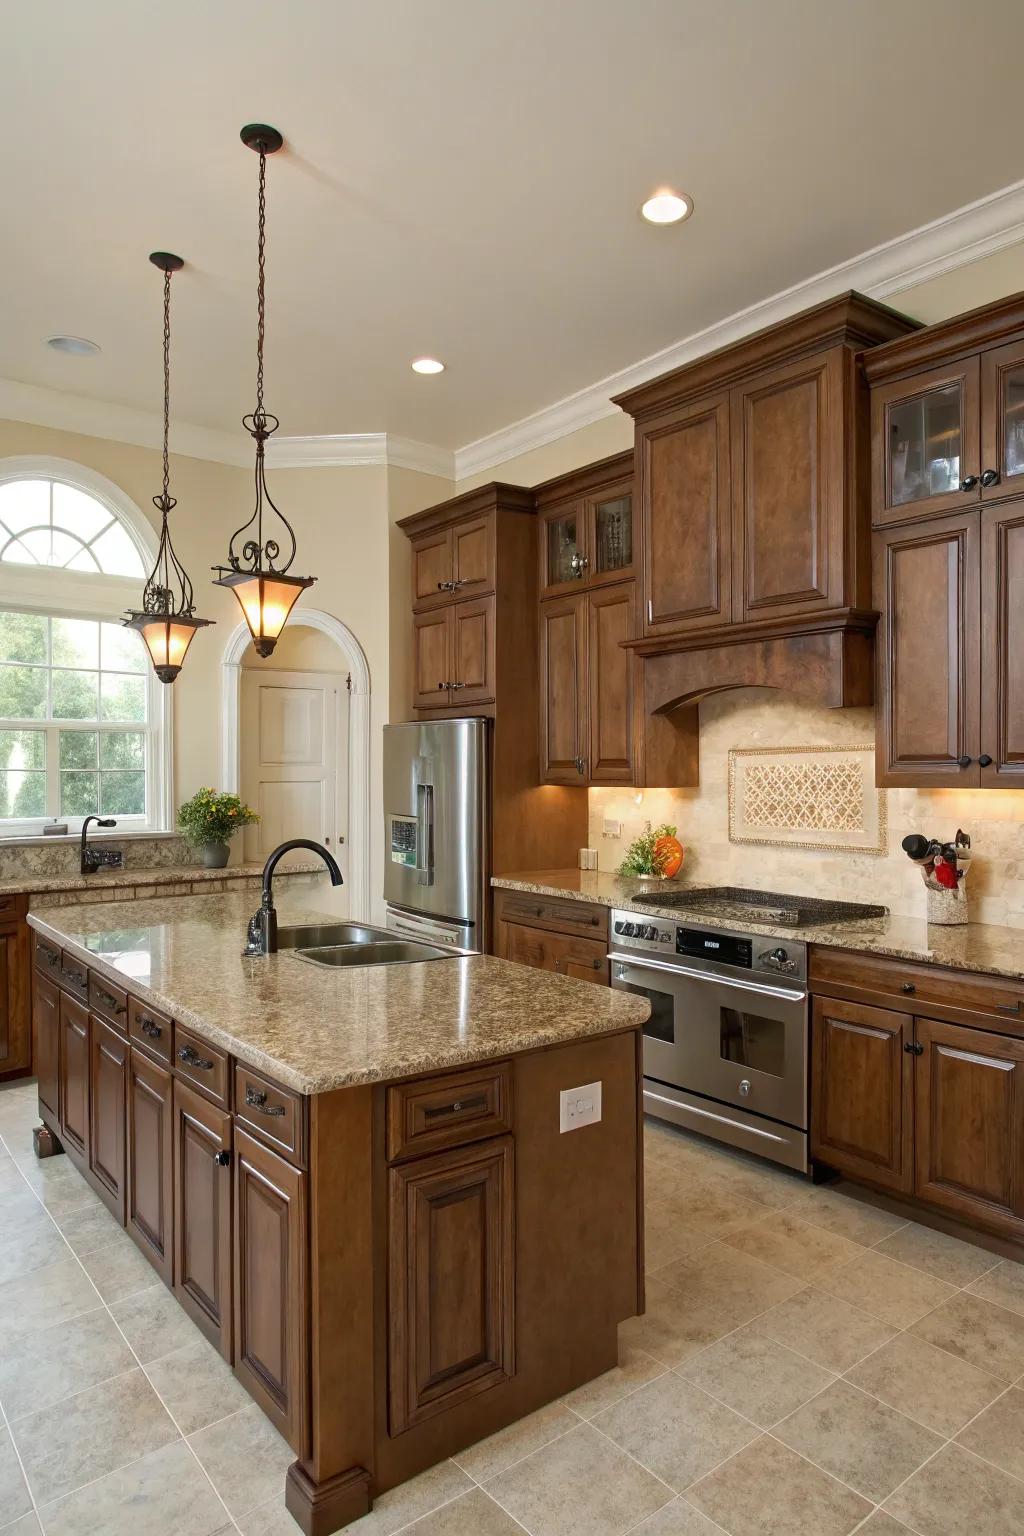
(610, 910, 807, 982)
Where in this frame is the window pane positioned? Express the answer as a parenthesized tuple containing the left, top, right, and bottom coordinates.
(0, 770, 46, 819)
(0, 480, 49, 536)
(0, 729, 46, 770)
(1, 536, 38, 566)
(0, 612, 47, 665)
(52, 617, 99, 670)
(100, 771, 145, 816)
(0, 664, 47, 719)
(15, 528, 54, 564)
(91, 523, 144, 577)
(65, 547, 100, 573)
(100, 673, 145, 723)
(53, 668, 98, 720)
(59, 730, 98, 769)
(50, 530, 87, 568)
(100, 623, 146, 674)
(52, 484, 114, 542)
(60, 771, 98, 818)
(99, 730, 144, 769)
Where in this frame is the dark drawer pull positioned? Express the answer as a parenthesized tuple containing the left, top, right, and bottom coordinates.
(39, 944, 59, 968)
(996, 1001, 1024, 1017)
(140, 1018, 163, 1039)
(95, 986, 126, 1016)
(902, 983, 916, 995)
(245, 1085, 285, 1116)
(62, 966, 87, 989)
(423, 1093, 488, 1120)
(178, 1044, 214, 1071)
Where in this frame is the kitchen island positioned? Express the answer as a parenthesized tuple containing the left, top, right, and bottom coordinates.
(26, 891, 648, 1535)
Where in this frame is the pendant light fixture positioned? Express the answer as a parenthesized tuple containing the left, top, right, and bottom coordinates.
(124, 252, 214, 683)
(213, 123, 315, 656)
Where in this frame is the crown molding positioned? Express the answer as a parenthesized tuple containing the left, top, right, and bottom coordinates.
(452, 176, 1024, 481)
(265, 433, 453, 478)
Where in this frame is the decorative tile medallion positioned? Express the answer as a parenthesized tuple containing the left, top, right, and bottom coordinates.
(728, 745, 887, 855)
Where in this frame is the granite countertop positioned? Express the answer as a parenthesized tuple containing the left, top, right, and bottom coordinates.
(0, 861, 323, 897)
(27, 890, 649, 1095)
(493, 870, 1024, 985)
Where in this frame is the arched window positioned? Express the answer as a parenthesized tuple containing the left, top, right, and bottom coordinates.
(0, 461, 169, 838)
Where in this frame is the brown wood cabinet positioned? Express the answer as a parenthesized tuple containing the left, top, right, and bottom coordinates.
(536, 454, 635, 598)
(0, 902, 32, 1081)
(88, 1014, 127, 1222)
(127, 1045, 174, 1283)
(173, 1077, 233, 1358)
(493, 889, 610, 986)
(233, 1126, 308, 1448)
(811, 996, 912, 1193)
(410, 514, 495, 610)
(539, 581, 636, 785)
(412, 597, 496, 710)
(59, 991, 89, 1160)
(33, 970, 59, 1122)
(867, 292, 1024, 788)
(387, 1135, 515, 1435)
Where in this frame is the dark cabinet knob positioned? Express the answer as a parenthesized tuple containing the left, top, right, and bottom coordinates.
(215, 1149, 231, 1167)
(957, 755, 972, 769)
(981, 468, 1001, 488)
(903, 1041, 924, 1055)
(177, 1044, 214, 1071)
(979, 754, 993, 768)
(902, 982, 916, 994)
(960, 475, 979, 491)
(140, 1018, 162, 1039)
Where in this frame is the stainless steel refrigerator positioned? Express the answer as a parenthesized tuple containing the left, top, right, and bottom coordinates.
(382, 718, 489, 952)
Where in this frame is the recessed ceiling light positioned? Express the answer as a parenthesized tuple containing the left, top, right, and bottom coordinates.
(46, 335, 101, 356)
(640, 191, 693, 225)
(411, 357, 445, 375)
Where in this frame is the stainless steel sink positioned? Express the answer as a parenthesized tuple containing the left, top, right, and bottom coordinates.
(292, 938, 455, 968)
(277, 921, 394, 951)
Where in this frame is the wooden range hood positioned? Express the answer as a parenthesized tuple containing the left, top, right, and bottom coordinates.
(613, 291, 920, 785)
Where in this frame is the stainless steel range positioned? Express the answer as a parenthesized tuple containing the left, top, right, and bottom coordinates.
(609, 887, 887, 1172)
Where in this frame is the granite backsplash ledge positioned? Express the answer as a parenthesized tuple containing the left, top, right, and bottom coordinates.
(0, 833, 200, 881)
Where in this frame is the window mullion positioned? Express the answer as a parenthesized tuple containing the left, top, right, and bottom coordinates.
(45, 724, 59, 820)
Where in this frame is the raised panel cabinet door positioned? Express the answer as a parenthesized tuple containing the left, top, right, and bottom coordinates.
(173, 1078, 233, 1359)
(732, 349, 842, 621)
(873, 512, 982, 788)
(127, 1046, 173, 1283)
(915, 1017, 1024, 1234)
(88, 1014, 127, 1222)
(539, 593, 587, 783)
(498, 922, 608, 986)
(232, 1127, 308, 1452)
(0, 924, 30, 1079)
(33, 971, 60, 1122)
(411, 527, 453, 610)
(810, 997, 912, 1192)
(451, 513, 495, 599)
(388, 1136, 514, 1435)
(59, 991, 89, 1160)
(980, 336, 1024, 500)
(588, 581, 635, 784)
(641, 393, 732, 634)
(871, 358, 981, 525)
(412, 608, 452, 710)
(980, 504, 1024, 785)
(451, 595, 496, 706)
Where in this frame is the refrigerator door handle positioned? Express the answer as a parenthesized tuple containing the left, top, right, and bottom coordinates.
(416, 782, 434, 885)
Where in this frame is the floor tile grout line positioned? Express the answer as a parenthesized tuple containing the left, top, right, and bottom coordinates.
(390, 1481, 535, 1536)
(0, 1376, 44, 1531)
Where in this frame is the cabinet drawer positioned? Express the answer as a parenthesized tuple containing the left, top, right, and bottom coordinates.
(174, 1023, 229, 1107)
(128, 996, 173, 1064)
(89, 973, 128, 1031)
(34, 933, 62, 980)
(493, 889, 607, 940)
(810, 947, 1024, 1033)
(0, 894, 21, 921)
(60, 953, 89, 1002)
(233, 1062, 305, 1165)
(387, 1062, 513, 1162)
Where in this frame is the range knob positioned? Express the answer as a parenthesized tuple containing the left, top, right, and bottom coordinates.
(621, 922, 636, 937)
(770, 947, 789, 965)
(613, 921, 625, 935)
(644, 924, 659, 941)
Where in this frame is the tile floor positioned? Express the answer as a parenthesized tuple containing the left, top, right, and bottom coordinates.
(4, 1080, 1024, 1535)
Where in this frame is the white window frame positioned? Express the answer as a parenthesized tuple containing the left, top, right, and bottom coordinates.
(0, 458, 172, 839)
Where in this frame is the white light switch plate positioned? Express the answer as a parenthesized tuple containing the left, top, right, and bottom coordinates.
(559, 1081, 602, 1133)
(603, 818, 621, 838)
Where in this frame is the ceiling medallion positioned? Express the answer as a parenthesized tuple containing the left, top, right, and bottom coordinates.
(213, 123, 315, 658)
(124, 252, 214, 683)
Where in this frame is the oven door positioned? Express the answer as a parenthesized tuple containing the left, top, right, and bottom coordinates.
(610, 953, 807, 1130)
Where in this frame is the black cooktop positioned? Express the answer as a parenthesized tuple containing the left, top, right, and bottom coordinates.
(629, 885, 888, 928)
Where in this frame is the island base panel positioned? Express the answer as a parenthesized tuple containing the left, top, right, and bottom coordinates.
(285, 1464, 372, 1536)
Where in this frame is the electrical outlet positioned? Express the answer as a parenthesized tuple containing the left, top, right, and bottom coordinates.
(602, 818, 621, 838)
(559, 1081, 602, 1133)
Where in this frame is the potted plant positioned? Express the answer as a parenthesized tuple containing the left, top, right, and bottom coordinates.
(618, 823, 685, 880)
(177, 787, 259, 869)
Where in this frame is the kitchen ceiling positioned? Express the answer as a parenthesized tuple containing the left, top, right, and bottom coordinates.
(5, 0, 1024, 454)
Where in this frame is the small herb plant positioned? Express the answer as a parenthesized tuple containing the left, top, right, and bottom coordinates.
(177, 787, 259, 846)
(618, 823, 679, 877)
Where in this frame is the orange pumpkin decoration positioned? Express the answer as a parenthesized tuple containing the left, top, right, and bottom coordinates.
(654, 834, 685, 878)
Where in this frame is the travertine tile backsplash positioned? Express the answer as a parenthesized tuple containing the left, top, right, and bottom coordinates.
(589, 689, 1024, 929)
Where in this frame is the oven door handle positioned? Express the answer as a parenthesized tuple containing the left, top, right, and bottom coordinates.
(607, 950, 806, 1004)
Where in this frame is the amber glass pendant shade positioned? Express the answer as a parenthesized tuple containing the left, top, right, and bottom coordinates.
(127, 614, 205, 683)
(216, 569, 314, 658)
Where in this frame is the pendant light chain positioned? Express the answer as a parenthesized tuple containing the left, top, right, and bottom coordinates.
(255, 147, 267, 425)
(161, 266, 173, 508)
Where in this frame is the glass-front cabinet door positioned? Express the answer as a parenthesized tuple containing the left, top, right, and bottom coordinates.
(982, 336, 1024, 500)
(591, 489, 634, 579)
(542, 504, 586, 592)
(872, 359, 980, 525)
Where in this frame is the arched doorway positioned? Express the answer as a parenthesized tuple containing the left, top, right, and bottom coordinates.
(221, 609, 371, 920)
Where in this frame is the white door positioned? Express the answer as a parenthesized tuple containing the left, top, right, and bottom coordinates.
(240, 669, 348, 892)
